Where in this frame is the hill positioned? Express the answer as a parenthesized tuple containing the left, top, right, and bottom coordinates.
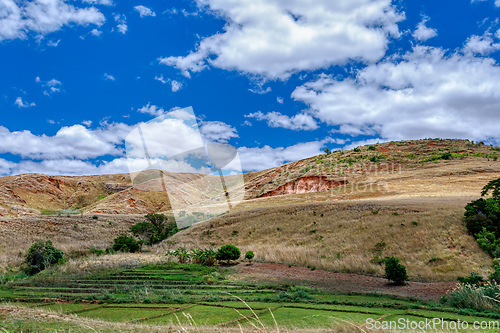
(1, 138, 500, 281)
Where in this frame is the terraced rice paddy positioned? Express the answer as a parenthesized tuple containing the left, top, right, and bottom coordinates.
(1, 262, 500, 331)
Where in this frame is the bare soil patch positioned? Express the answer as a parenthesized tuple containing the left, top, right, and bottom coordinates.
(231, 262, 456, 302)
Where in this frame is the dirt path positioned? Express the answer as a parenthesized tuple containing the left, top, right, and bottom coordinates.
(231, 263, 457, 302)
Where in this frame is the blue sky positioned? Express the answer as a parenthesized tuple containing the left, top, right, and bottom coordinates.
(1, 0, 500, 176)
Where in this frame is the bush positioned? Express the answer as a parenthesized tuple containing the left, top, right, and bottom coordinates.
(216, 244, 241, 264)
(245, 251, 255, 263)
(167, 247, 190, 264)
(112, 235, 140, 253)
(383, 256, 408, 285)
(24, 240, 64, 276)
(457, 272, 485, 286)
(368, 145, 376, 151)
(190, 248, 216, 266)
(445, 283, 500, 311)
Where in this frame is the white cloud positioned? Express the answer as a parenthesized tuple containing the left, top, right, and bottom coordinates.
(36, 77, 62, 95)
(15, 97, 35, 108)
(246, 111, 318, 131)
(90, 28, 102, 36)
(238, 139, 329, 172)
(200, 121, 238, 143)
(471, 0, 500, 7)
(104, 73, 115, 81)
(137, 103, 165, 117)
(413, 16, 437, 42)
(171, 80, 182, 92)
(47, 39, 60, 47)
(277, 97, 284, 104)
(134, 5, 156, 18)
(464, 32, 500, 55)
(154, 74, 167, 84)
(81, 0, 113, 5)
(113, 13, 127, 34)
(249, 86, 271, 94)
(0, 0, 105, 42)
(82, 120, 92, 127)
(0, 123, 130, 160)
(292, 46, 500, 144)
(159, 0, 404, 80)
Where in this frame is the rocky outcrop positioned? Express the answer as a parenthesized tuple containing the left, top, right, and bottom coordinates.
(259, 176, 347, 198)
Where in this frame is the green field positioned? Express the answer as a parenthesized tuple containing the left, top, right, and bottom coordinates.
(1, 262, 500, 332)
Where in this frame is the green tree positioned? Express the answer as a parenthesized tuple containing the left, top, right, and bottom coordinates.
(245, 250, 255, 263)
(24, 240, 64, 276)
(144, 213, 178, 244)
(481, 178, 500, 199)
(112, 235, 140, 253)
(384, 256, 408, 285)
(130, 222, 155, 247)
(216, 244, 241, 264)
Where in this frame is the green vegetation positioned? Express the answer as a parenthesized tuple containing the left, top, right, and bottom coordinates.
(464, 178, 500, 256)
(3, 261, 500, 331)
(384, 256, 408, 285)
(24, 240, 64, 276)
(216, 244, 241, 264)
(111, 235, 140, 253)
(245, 250, 255, 263)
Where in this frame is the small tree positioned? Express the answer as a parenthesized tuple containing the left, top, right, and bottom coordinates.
(112, 235, 140, 253)
(245, 251, 254, 263)
(384, 256, 408, 285)
(24, 240, 64, 276)
(144, 213, 178, 244)
(130, 222, 155, 248)
(216, 245, 241, 264)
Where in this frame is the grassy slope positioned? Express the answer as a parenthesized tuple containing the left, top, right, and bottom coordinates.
(167, 139, 500, 281)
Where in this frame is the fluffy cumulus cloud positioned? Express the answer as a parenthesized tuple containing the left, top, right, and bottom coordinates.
(413, 17, 437, 42)
(113, 13, 127, 34)
(245, 111, 318, 131)
(159, 0, 404, 80)
(292, 45, 500, 144)
(137, 103, 165, 117)
(199, 121, 238, 143)
(464, 31, 500, 55)
(15, 97, 35, 108)
(238, 140, 330, 171)
(0, 123, 130, 160)
(0, 0, 105, 42)
(134, 5, 155, 18)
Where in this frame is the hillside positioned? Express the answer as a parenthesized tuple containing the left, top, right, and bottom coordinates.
(1, 138, 500, 281)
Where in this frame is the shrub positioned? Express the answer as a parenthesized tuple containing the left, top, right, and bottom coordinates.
(216, 244, 241, 264)
(368, 145, 376, 151)
(245, 251, 255, 263)
(168, 247, 190, 264)
(490, 262, 500, 284)
(190, 248, 216, 266)
(445, 283, 500, 311)
(353, 147, 361, 152)
(92, 215, 98, 220)
(24, 240, 64, 276)
(383, 256, 408, 285)
(457, 272, 485, 286)
(112, 235, 140, 253)
(89, 247, 104, 256)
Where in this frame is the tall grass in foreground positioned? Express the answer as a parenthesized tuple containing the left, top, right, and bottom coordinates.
(444, 283, 500, 312)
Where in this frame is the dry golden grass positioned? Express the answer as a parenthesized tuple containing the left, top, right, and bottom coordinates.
(170, 196, 492, 282)
(0, 214, 143, 272)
